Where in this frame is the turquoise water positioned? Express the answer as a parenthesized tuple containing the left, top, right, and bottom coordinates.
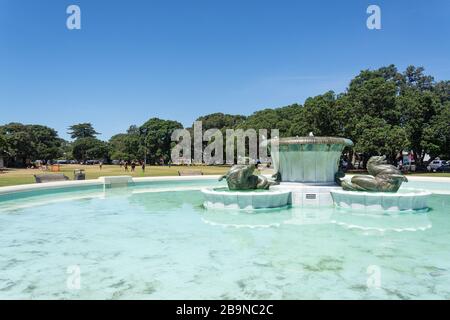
(0, 181, 450, 299)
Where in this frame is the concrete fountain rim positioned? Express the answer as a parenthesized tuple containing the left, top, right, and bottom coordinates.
(330, 188, 432, 197)
(201, 187, 291, 196)
(269, 136, 354, 146)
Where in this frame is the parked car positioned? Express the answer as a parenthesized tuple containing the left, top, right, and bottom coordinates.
(85, 160, 101, 165)
(111, 160, 121, 165)
(436, 164, 450, 173)
(56, 159, 68, 164)
(428, 160, 447, 172)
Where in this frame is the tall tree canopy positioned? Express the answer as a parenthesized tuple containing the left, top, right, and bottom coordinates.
(195, 113, 246, 131)
(139, 118, 183, 163)
(71, 137, 109, 162)
(0, 123, 62, 165)
(68, 123, 100, 139)
(109, 126, 144, 161)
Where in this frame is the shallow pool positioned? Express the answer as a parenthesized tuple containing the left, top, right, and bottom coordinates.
(0, 180, 449, 299)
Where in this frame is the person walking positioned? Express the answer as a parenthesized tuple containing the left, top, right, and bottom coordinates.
(141, 161, 146, 173)
(124, 161, 129, 172)
(131, 161, 136, 172)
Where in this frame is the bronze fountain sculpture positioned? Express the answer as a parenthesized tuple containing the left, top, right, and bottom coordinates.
(336, 155, 408, 192)
(219, 163, 279, 190)
(202, 160, 288, 209)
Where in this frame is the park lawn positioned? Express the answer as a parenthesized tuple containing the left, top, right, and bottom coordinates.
(1, 165, 449, 187)
(0, 164, 229, 187)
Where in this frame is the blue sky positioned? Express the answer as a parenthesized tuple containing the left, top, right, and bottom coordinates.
(1, 0, 449, 140)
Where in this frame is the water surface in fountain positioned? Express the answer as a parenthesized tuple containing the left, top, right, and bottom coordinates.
(0, 184, 449, 299)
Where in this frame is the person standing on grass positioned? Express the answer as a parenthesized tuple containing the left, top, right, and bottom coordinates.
(141, 161, 145, 173)
(131, 161, 136, 172)
(124, 161, 129, 172)
(99, 161, 103, 170)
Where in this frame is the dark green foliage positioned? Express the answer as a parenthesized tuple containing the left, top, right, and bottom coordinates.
(67, 123, 99, 139)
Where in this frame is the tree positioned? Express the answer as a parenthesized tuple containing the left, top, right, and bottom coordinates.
(71, 137, 109, 161)
(0, 123, 63, 166)
(353, 116, 408, 163)
(421, 102, 450, 159)
(195, 113, 246, 131)
(396, 88, 441, 162)
(0, 133, 7, 153)
(0, 123, 34, 165)
(68, 123, 99, 139)
(27, 125, 63, 160)
(109, 134, 129, 160)
(337, 65, 444, 166)
(434, 80, 450, 103)
(139, 118, 183, 163)
(109, 126, 143, 161)
(238, 104, 302, 137)
(293, 91, 340, 136)
(403, 65, 434, 92)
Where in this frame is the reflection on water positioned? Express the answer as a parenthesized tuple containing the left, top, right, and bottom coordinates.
(201, 208, 292, 228)
(283, 207, 333, 225)
(200, 204, 432, 234)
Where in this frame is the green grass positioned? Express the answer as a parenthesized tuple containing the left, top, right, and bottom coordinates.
(1, 165, 449, 188)
(0, 164, 229, 187)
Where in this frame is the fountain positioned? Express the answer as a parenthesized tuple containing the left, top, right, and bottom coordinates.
(268, 133, 353, 207)
(270, 133, 353, 184)
(332, 155, 431, 211)
(201, 162, 290, 209)
(202, 133, 353, 209)
(201, 133, 431, 211)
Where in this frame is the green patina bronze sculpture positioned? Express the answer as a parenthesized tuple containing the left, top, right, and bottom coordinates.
(219, 163, 279, 190)
(336, 155, 408, 192)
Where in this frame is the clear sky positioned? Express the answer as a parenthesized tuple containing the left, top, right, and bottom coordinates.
(1, 0, 449, 140)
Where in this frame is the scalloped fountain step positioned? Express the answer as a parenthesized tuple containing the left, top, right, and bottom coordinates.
(330, 188, 432, 212)
(201, 187, 291, 210)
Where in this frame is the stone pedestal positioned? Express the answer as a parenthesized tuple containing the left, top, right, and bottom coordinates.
(330, 189, 432, 212)
(201, 187, 290, 210)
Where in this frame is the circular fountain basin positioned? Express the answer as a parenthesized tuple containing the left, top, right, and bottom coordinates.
(270, 136, 353, 183)
(330, 188, 432, 212)
(201, 187, 291, 210)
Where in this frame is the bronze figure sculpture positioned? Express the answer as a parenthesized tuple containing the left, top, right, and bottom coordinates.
(219, 163, 279, 190)
(336, 155, 408, 192)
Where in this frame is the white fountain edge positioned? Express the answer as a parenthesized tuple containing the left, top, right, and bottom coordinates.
(330, 188, 433, 197)
(0, 174, 448, 196)
(0, 175, 223, 196)
(201, 187, 291, 196)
